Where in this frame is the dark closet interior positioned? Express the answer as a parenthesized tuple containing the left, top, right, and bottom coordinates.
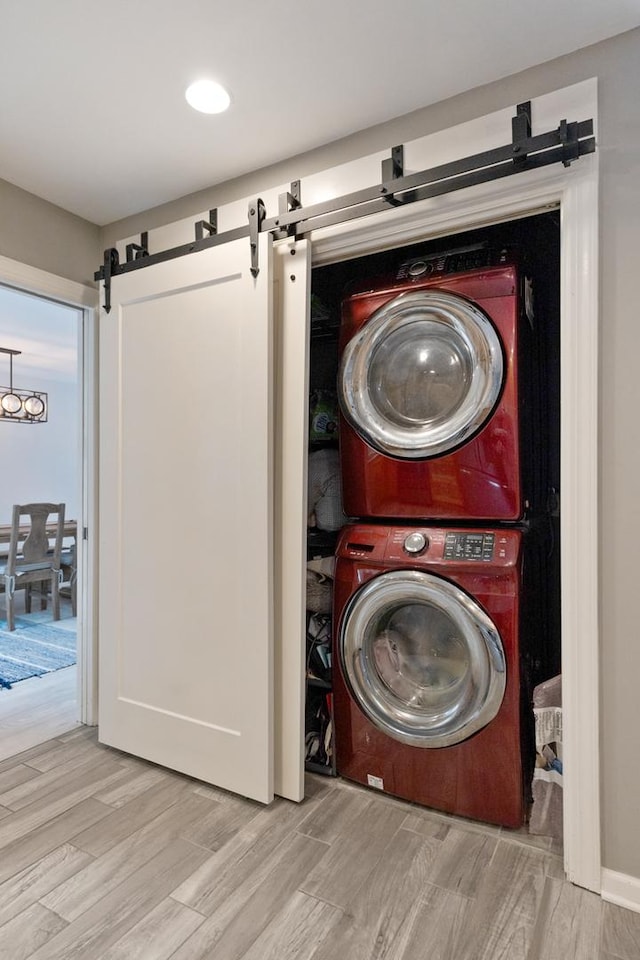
(303, 210, 562, 828)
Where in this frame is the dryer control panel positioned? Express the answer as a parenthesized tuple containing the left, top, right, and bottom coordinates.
(396, 244, 510, 282)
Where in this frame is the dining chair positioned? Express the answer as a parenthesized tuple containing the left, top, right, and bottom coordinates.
(59, 538, 77, 616)
(0, 502, 65, 631)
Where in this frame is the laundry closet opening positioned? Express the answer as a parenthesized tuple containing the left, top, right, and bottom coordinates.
(304, 210, 562, 842)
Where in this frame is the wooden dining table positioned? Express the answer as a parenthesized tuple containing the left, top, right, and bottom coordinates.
(0, 520, 78, 556)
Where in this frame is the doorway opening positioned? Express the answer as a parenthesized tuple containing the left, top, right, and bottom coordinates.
(0, 283, 83, 759)
(304, 211, 562, 844)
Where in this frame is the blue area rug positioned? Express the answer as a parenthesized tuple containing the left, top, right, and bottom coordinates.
(0, 617, 76, 689)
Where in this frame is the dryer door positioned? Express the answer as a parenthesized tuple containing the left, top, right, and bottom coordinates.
(339, 569, 506, 747)
(339, 290, 504, 459)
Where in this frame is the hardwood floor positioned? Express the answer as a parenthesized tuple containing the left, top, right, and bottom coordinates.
(0, 728, 637, 959)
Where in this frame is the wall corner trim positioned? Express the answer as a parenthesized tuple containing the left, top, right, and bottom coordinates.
(601, 869, 640, 914)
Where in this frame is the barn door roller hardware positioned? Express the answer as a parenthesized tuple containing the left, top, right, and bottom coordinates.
(248, 199, 266, 276)
(95, 101, 595, 311)
(272, 180, 302, 242)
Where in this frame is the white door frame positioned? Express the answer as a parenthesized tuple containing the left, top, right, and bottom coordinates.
(310, 153, 600, 892)
(0, 254, 99, 725)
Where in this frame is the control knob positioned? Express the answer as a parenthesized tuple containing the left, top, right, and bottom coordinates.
(408, 260, 428, 277)
(403, 532, 428, 554)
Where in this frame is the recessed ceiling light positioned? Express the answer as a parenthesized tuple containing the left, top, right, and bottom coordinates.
(185, 79, 231, 115)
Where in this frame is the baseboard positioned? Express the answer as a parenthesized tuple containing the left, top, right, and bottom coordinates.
(601, 869, 640, 914)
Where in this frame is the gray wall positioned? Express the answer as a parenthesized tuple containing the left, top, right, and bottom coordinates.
(0, 177, 100, 285)
(104, 28, 640, 880)
(0, 286, 81, 520)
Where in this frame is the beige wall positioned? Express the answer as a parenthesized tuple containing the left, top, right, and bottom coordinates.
(103, 28, 640, 880)
(0, 177, 100, 285)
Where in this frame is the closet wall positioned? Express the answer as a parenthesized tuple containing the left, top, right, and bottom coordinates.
(0, 177, 100, 284)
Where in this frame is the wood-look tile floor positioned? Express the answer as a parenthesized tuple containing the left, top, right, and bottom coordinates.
(0, 667, 78, 762)
(0, 594, 79, 761)
(0, 727, 637, 960)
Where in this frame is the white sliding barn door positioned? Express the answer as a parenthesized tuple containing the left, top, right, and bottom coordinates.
(99, 235, 276, 803)
(273, 238, 311, 802)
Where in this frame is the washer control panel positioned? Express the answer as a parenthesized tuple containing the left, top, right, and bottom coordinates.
(349, 525, 519, 566)
(443, 532, 495, 561)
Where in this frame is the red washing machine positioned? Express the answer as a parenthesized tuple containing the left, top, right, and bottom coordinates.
(333, 522, 533, 828)
(338, 246, 540, 521)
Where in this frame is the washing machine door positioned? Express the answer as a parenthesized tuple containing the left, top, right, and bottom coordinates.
(339, 569, 506, 747)
(339, 290, 504, 459)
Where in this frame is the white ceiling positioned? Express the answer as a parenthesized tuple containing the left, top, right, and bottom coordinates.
(2, 1, 640, 226)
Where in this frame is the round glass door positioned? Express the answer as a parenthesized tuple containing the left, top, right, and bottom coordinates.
(339, 569, 506, 747)
(339, 290, 504, 459)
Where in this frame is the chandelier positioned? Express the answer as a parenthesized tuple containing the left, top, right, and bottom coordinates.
(0, 347, 48, 423)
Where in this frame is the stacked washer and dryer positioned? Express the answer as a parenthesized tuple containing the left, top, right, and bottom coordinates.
(331, 244, 552, 828)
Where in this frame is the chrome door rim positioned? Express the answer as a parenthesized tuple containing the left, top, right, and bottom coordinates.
(339, 569, 506, 748)
(339, 290, 504, 459)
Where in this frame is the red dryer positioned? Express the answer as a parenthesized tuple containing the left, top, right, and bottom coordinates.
(332, 522, 532, 828)
(338, 247, 539, 521)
